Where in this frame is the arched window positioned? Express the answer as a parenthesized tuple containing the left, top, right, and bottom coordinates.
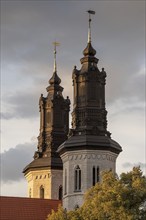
(93, 166, 96, 186)
(97, 167, 99, 182)
(64, 169, 67, 195)
(29, 188, 31, 198)
(40, 185, 44, 199)
(74, 165, 81, 191)
(92, 166, 100, 186)
(58, 185, 63, 200)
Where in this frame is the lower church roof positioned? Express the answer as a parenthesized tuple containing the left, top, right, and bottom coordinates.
(23, 157, 63, 174)
(0, 196, 61, 220)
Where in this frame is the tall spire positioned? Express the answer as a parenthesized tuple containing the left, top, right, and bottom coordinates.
(53, 41, 60, 72)
(87, 10, 95, 43)
(81, 10, 97, 65)
(49, 41, 61, 86)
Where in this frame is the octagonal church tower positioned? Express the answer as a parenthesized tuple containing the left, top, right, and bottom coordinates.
(23, 43, 70, 200)
(58, 11, 122, 210)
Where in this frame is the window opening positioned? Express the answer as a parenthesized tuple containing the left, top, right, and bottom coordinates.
(92, 166, 100, 186)
(29, 188, 31, 198)
(74, 165, 81, 191)
(40, 185, 44, 199)
(97, 166, 99, 182)
(64, 169, 67, 195)
(59, 185, 63, 200)
(93, 166, 95, 186)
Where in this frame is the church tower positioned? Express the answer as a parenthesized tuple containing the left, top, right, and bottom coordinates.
(23, 42, 70, 200)
(58, 11, 122, 210)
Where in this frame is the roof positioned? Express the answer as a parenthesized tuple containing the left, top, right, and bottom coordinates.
(23, 157, 63, 174)
(58, 135, 122, 155)
(0, 196, 61, 220)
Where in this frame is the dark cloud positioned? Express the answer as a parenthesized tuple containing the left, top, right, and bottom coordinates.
(1, 0, 145, 84)
(1, 0, 145, 142)
(122, 72, 145, 102)
(107, 96, 145, 120)
(1, 73, 72, 120)
(1, 142, 36, 183)
(1, 112, 15, 120)
(1, 91, 39, 119)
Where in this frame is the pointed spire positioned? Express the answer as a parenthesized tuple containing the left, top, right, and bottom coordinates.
(53, 41, 60, 72)
(81, 10, 97, 59)
(48, 42, 61, 85)
(80, 11, 98, 65)
(87, 10, 95, 43)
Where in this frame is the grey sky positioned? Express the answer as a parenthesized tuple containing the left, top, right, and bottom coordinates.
(1, 0, 145, 196)
(1, 0, 145, 117)
(1, 142, 36, 182)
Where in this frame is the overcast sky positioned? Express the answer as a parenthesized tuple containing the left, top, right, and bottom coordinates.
(1, 0, 145, 197)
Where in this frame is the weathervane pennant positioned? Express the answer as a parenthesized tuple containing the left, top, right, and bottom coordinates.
(87, 10, 95, 15)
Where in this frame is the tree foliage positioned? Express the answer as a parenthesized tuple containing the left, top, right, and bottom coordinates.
(47, 167, 146, 220)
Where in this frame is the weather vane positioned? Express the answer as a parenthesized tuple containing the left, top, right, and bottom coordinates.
(87, 10, 95, 43)
(52, 41, 60, 72)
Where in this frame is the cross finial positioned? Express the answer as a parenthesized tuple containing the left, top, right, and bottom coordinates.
(87, 10, 95, 43)
(52, 41, 60, 72)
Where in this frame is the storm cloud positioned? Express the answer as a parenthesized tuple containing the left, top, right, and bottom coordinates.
(1, 142, 36, 182)
(1, 90, 40, 119)
(1, 0, 145, 105)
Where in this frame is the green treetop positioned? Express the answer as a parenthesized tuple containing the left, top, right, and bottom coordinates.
(47, 167, 146, 220)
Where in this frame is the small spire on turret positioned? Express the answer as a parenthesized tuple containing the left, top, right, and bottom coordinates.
(87, 10, 95, 43)
(81, 10, 97, 62)
(53, 41, 60, 72)
(48, 42, 61, 86)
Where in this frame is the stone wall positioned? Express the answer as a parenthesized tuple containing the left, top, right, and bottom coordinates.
(25, 169, 63, 200)
(61, 149, 118, 210)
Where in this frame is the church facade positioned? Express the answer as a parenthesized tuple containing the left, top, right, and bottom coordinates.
(23, 11, 122, 210)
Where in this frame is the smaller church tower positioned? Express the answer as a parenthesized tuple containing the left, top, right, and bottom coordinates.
(58, 11, 122, 210)
(23, 42, 70, 200)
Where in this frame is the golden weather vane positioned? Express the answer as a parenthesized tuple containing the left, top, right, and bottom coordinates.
(52, 41, 60, 72)
(87, 10, 95, 43)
